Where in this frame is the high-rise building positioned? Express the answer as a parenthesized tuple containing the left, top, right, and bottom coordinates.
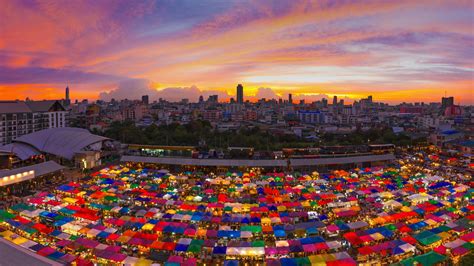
(141, 95, 149, 105)
(322, 98, 328, 107)
(288, 93, 293, 104)
(441, 96, 454, 109)
(333, 96, 338, 105)
(65, 86, 71, 106)
(207, 95, 218, 103)
(236, 84, 244, 104)
(199, 95, 204, 103)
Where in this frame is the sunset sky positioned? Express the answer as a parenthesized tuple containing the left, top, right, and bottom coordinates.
(0, 0, 473, 104)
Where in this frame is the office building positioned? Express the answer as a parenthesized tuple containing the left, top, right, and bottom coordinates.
(65, 86, 71, 106)
(142, 95, 149, 105)
(236, 84, 244, 104)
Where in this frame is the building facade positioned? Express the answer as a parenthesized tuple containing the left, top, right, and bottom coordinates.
(0, 100, 68, 146)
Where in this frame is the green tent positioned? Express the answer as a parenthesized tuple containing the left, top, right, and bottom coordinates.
(209, 196, 217, 203)
(397, 257, 415, 266)
(251, 240, 265, 247)
(295, 257, 311, 266)
(433, 225, 450, 233)
(418, 234, 441, 246)
(413, 251, 446, 266)
(10, 203, 34, 212)
(414, 231, 441, 246)
(385, 224, 397, 231)
(190, 239, 204, 246)
(104, 195, 118, 202)
(22, 227, 38, 235)
(187, 244, 201, 253)
(0, 210, 15, 221)
(462, 242, 474, 250)
(241, 225, 262, 233)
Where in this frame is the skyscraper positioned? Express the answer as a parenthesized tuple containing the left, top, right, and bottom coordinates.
(333, 96, 338, 105)
(236, 84, 244, 104)
(65, 85, 70, 106)
(441, 96, 454, 109)
(141, 95, 149, 105)
(288, 93, 293, 104)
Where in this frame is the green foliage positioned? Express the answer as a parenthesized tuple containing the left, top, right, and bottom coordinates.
(101, 121, 424, 150)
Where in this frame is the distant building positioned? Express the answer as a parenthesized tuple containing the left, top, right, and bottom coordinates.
(141, 95, 149, 105)
(64, 86, 71, 106)
(236, 84, 244, 104)
(333, 96, 338, 105)
(444, 105, 462, 117)
(400, 106, 423, 114)
(0, 100, 68, 145)
(288, 93, 293, 104)
(244, 110, 257, 121)
(297, 110, 323, 124)
(201, 109, 222, 122)
(207, 95, 218, 103)
(441, 96, 454, 109)
(120, 104, 148, 121)
(430, 129, 463, 147)
(322, 98, 328, 107)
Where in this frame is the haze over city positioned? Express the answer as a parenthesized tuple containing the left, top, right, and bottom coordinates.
(1, 0, 473, 104)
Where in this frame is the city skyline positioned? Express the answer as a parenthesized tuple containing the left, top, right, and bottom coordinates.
(0, 0, 473, 104)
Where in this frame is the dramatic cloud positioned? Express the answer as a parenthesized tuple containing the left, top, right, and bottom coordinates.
(99, 79, 230, 102)
(1, 0, 473, 103)
(99, 79, 155, 101)
(255, 87, 280, 99)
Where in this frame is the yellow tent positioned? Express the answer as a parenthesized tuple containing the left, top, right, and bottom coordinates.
(141, 223, 155, 231)
(135, 258, 153, 266)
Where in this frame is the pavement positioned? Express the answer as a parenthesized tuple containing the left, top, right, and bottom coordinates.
(0, 238, 62, 266)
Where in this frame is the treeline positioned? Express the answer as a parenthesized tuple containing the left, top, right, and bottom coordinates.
(98, 120, 425, 150)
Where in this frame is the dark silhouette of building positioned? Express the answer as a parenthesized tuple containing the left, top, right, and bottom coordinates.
(142, 95, 149, 105)
(441, 96, 454, 109)
(236, 84, 244, 104)
(65, 86, 70, 106)
(333, 96, 338, 105)
(288, 93, 293, 104)
(208, 95, 218, 103)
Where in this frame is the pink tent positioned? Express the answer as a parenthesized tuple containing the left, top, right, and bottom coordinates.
(168, 255, 184, 263)
(327, 224, 339, 232)
(303, 244, 316, 253)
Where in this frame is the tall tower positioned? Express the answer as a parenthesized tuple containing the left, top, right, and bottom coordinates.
(333, 95, 337, 105)
(288, 93, 293, 104)
(236, 84, 244, 104)
(65, 85, 70, 106)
